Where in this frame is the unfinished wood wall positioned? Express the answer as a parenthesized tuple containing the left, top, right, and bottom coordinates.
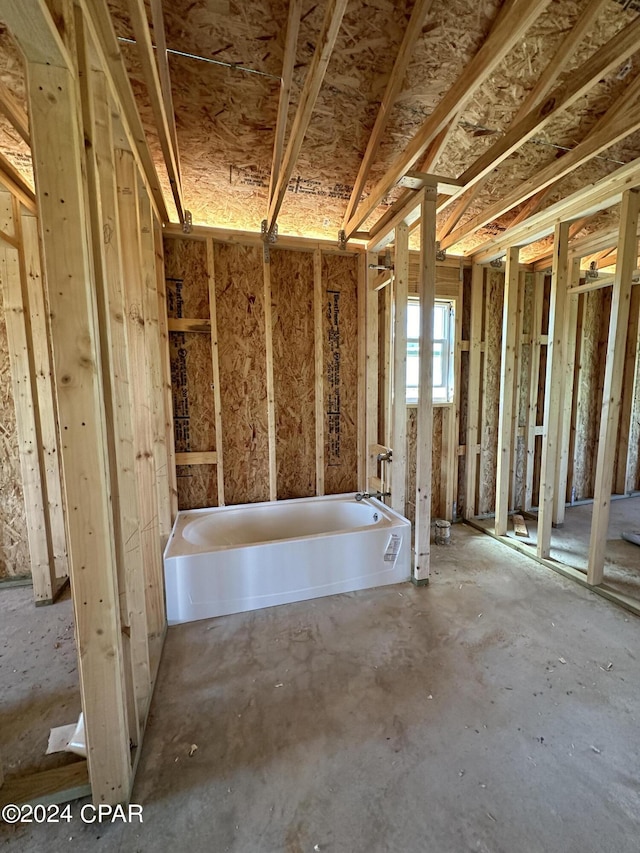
(164, 233, 359, 508)
(0, 285, 29, 578)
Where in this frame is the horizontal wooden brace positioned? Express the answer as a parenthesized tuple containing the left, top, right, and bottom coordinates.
(175, 451, 218, 466)
(167, 318, 212, 333)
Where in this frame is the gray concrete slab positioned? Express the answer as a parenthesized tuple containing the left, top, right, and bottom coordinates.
(2, 524, 640, 852)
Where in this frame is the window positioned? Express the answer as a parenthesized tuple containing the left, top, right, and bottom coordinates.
(406, 298, 455, 404)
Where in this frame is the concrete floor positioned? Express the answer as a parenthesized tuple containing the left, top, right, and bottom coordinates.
(485, 495, 640, 601)
(3, 523, 640, 852)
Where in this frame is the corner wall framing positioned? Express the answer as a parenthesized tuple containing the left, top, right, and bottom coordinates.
(0, 0, 174, 808)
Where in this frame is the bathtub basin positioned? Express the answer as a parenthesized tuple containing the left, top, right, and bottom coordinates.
(163, 493, 411, 624)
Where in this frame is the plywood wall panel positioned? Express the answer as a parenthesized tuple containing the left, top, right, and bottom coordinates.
(163, 237, 210, 320)
(0, 283, 29, 578)
(271, 249, 316, 500)
(215, 242, 270, 505)
(322, 254, 358, 495)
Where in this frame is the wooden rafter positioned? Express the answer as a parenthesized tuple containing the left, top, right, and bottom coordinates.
(444, 68, 640, 252)
(0, 77, 29, 144)
(126, 0, 184, 221)
(0, 150, 35, 211)
(471, 154, 640, 263)
(266, 0, 348, 234)
(149, 0, 181, 183)
(268, 0, 302, 208)
(342, 0, 551, 240)
(437, 11, 640, 239)
(79, 0, 169, 222)
(341, 0, 435, 231)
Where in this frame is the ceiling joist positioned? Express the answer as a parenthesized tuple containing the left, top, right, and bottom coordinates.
(341, 0, 436, 232)
(436, 12, 640, 243)
(471, 153, 640, 264)
(343, 0, 552, 241)
(266, 0, 348, 236)
(149, 0, 181, 185)
(268, 0, 302, 211)
(0, 77, 29, 145)
(126, 0, 184, 221)
(444, 67, 640, 251)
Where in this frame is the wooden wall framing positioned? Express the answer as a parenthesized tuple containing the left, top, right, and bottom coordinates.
(0, 0, 174, 808)
(163, 228, 361, 509)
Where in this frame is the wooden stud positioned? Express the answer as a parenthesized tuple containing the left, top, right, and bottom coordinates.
(587, 189, 640, 585)
(619, 285, 640, 494)
(357, 251, 367, 490)
(115, 148, 164, 638)
(206, 238, 226, 506)
(524, 272, 545, 511)
(553, 258, 580, 524)
(0, 212, 56, 602)
(26, 51, 131, 801)
(78, 0, 168, 222)
(510, 270, 526, 510)
(153, 223, 179, 518)
(537, 222, 570, 559)
(464, 264, 483, 518)
(263, 256, 277, 500)
(138, 186, 172, 539)
(78, 46, 148, 743)
(175, 451, 218, 466)
(366, 252, 379, 489)
(391, 222, 409, 514)
(494, 247, 520, 536)
(19, 209, 68, 582)
(313, 249, 325, 495)
(414, 187, 436, 583)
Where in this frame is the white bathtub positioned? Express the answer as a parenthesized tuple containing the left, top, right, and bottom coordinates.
(163, 493, 411, 624)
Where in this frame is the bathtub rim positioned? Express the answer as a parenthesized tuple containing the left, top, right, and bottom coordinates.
(163, 492, 409, 559)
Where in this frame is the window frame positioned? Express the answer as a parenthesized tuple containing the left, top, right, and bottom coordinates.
(405, 296, 455, 406)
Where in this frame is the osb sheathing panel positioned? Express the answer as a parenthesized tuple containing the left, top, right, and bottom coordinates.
(176, 464, 218, 509)
(164, 236, 210, 319)
(478, 269, 503, 515)
(322, 253, 358, 494)
(214, 242, 270, 505)
(405, 406, 444, 525)
(572, 288, 611, 500)
(0, 276, 29, 578)
(270, 248, 316, 500)
(169, 332, 216, 452)
(98, 0, 640, 246)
